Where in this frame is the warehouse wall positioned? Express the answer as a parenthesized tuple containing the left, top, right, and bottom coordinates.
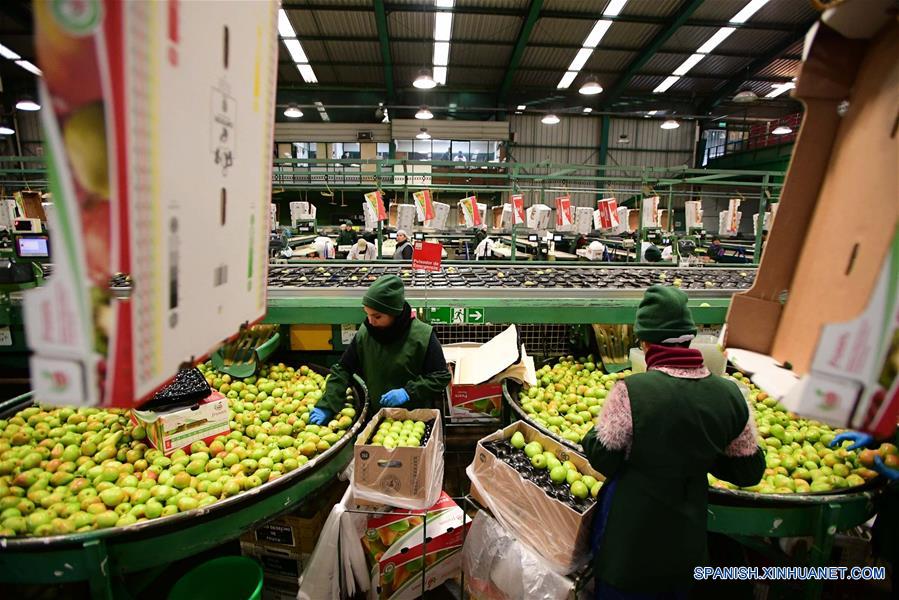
(507, 114, 696, 209)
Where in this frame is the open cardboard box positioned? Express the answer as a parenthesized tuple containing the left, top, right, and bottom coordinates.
(723, 13, 898, 436)
(354, 408, 443, 509)
(130, 391, 230, 455)
(467, 420, 603, 574)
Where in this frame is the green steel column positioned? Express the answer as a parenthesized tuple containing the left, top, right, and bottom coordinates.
(498, 0, 544, 105)
(753, 174, 769, 263)
(598, 115, 610, 166)
(373, 0, 395, 102)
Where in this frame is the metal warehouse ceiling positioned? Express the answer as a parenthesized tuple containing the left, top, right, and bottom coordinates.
(0, 0, 819, 122)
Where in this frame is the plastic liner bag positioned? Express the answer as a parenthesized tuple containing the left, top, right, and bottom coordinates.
(351, 408, 445, 510)
(466, 422, 600, 574)
(298, 486, 370, 599)
(463, 511, 575, 600)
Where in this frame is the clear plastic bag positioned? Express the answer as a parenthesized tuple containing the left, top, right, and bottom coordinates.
(298, 486, 370, 599)
(462, 511, 575, 600)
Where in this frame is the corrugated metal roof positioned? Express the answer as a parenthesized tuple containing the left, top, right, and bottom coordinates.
(520, 46, 577, 70)
(447, 67, 505, 87)
(718, 29, 790, 55)
(306, 64, 339, 84)
(331, 66, 385, 85)
(453, 13, 523, 43)
(627, 74, 667, 91)
(530, 18, 593, 44)
(601, 22, 661, 49)
(452, 44, 513, 68)
(278, 64, 302, 84)
(322, 41, 381, 64)
(619, 0, 683, 18)
(691, 0, 750, 22)
(752, 0, 818, 25)
(671, 76, 721, 94)
(691, 54, 750, 77)
(585, 49, 637, 72)
(660, 25, 724, 53)
(387, 11, 432, 39)
(641, 52, 689, 75)
(455, 0, 530, 8)
(291, 10, 378, 37)
(541, 0, 605, 12)
(513, 69, 564, 89)
(297, 41, 330, 64)
(755, 58, 801, 78)
(389, 41, 433, 63)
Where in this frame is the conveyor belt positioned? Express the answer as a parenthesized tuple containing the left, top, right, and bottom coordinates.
(267, 263, 756, 296)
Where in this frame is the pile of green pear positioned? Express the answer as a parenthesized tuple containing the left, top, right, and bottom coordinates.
(517, 355, 627, 444)
(518, 358, 872, 495)
(367, 418, 429, 449)
(0, 362, 356, 538)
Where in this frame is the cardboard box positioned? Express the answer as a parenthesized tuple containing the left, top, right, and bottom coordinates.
(354, 408, 443, 509)
(446, 362, 503, 422)
(130, 391, 230, 455)
(723, 15, 898, 434)
(467, 421, 602, 574)
(241, 540, 307, 582)
(361, 491, 470, 600)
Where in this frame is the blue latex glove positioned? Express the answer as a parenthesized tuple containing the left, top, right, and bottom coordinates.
(829, 431, 873, 451)
(873, 456, 899, 482)
(309, 407, 333, 425)
(380, 388, 410, 407)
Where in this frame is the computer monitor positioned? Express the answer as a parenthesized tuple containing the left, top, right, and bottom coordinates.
(15, 235, 50, 259)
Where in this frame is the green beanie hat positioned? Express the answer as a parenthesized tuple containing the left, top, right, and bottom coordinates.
(644, 245, 662, 262)
(363, 275, 406, 316)
(634, 285, 697, 344)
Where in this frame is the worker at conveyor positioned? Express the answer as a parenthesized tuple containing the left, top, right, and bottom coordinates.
(393, 229, 414, 260)
(473, 228, 495, 260)
(581, 285, 765, 599)
(348, 235, 377, 260)
(336, 220, 355, 247)
(309, 275, 451, 425)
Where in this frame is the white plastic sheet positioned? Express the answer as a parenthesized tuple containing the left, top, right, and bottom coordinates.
(297, 486, 370, 599)
(462, 511, 575, 600)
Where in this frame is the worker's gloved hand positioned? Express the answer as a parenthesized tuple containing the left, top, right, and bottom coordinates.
(380, 389, 410, 407)
(873, 456, 899, 482)
(829, 431, 874, 451)
(309, 407, 333, 425)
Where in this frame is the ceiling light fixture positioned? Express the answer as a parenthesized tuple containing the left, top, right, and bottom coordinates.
(15, 98, 40, 111)
(0, 43, 20, 60)
(516, 105, 526, 110)
(431, 2, 454, 85)
(413, 69, 437, 89)
(283, 104, 303, 118)
(733, 88, 759, 103)
(583, 107, 593, 113)
(730, 0, 772, 24)
(0, 125, 15, 135)
(278, 10, 317, 84)
(416, 128, 431, 140)
(660, 119, 680, 130)
(15, 60, 42, 77)
(618, 133, 630, 144)
(653, 76, 680, 93)
(542, 113, 560, 125)
(415, 106, 434, 120)
(772, 125, 792, 135)
(579, 76, 603, 95)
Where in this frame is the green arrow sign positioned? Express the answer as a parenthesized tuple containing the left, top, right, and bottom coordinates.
(423, 306, 485, 324)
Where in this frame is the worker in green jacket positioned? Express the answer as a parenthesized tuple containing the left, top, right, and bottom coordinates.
(582, 285, 766, 598)
(336, 220, 355, 247)
(309, 275, 451, 425)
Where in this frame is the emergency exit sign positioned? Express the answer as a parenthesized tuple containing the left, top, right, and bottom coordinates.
(426, 307, 485, 324)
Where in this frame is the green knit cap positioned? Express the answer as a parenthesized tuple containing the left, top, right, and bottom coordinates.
(363, 275, 406, 316)
(634, 285, 697, 344)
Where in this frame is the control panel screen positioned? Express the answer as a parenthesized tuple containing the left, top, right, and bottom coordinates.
(16, 236, 49, 258)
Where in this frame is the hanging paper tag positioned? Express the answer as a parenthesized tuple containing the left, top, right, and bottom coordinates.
(365, 191, 387, 222)
(555, 196, 572, 227)
(413, 189, 435, 222)
(459, 196, 481, 227)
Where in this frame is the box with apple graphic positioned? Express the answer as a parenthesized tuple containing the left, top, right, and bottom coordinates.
(467, 421, 603, 574)
(361, 491, 471, 600)
(354, 408, 444, 510)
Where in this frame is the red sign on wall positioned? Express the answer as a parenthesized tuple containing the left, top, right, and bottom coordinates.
(412, 241, 443, 272)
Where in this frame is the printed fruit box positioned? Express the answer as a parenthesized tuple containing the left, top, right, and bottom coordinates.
(130, 391, 230, 455)
(447, 362, 502, 422)
(354, 408, 443, 510)
(361, 491, 470, 600)
(467, 421, 603, 574)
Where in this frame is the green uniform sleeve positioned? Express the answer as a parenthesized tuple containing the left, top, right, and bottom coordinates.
(582, 427, 626, 480)
(403, 331, 451, 408)
(320, 362, 353, 415)
(709, 446, 766, 487)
